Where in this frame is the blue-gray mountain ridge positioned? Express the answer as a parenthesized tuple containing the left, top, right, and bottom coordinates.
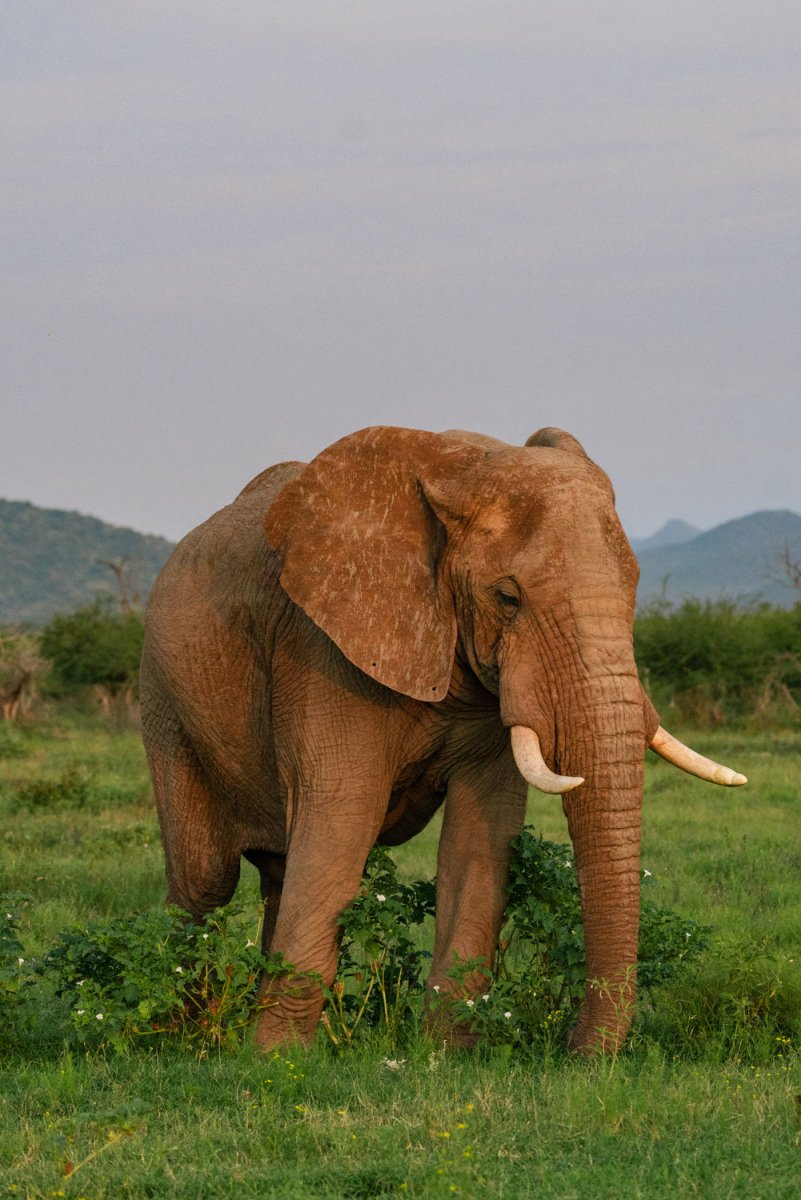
(634, 511, 801, 610)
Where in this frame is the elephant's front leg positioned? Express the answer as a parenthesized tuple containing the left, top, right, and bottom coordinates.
(427, 753, 527, 1045)
(253, 780, 388, 1051)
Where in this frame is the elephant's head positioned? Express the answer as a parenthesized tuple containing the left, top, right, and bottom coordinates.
(264, 425, 745, 1052)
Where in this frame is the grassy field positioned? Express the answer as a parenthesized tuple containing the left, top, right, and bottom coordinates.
(1, 713, 800, 1199)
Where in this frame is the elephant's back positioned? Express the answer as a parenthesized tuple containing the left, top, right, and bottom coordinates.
(235, 459, 306, 504)
(143, 459, 306, 678)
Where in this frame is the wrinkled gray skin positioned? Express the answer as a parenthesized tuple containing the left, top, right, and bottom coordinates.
(140, 425, 657, 1053)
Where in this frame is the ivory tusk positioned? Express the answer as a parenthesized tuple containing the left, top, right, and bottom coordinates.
(510, 726, 585, 795)
(649, 726, 747, 786)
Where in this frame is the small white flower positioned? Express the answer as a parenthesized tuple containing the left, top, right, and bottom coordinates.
(202, 933, 209, 940)
(76, 980, 84, 987)
(481, 994, 490, 1002)
(245, 939, 256, 948)
(465, 999, 474, 1008)
(564, 861, 572, 868)
(685, 931, 692, 940)
(643, 869, 652, 878)
(17, 957, 24, 966)
(175, 966, 183, 974)
(6, 913, 12, 920)
(76, 1010, 85, 1016)
(376, 894, 386, 903)
(432, 985, 440, 993)
(381, 1057, 406, 1071)
(96, 1013, 104, 1020)
(504, 1011, 512, 1019)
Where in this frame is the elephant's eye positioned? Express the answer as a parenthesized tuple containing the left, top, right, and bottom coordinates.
(495, 588, 520, 615)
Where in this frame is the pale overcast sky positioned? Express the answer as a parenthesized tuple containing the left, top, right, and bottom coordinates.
(4, 2, 800, 542)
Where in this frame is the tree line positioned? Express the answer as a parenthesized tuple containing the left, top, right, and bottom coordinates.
(1, 596, 801, 728)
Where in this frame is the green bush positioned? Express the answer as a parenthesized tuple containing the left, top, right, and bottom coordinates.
(439, 831, 710, 1050)
(635, 599, 801, 725)
(0, 893, 34, 1022)
(7, 834, 709, 1057)
(39, 905, 278, 1054)
(653, 937, 801, 1056)
(40, 599, 144, 695)
(10, 765, 94, 812)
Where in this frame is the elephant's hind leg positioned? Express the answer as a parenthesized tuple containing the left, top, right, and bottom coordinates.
(148, 742, 241, 919)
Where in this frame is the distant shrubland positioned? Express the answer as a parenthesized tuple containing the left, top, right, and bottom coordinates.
(635, 598, 801, 726)
(2, 595, 801, 728)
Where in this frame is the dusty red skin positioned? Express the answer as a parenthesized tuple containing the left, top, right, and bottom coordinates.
(140, 425, 660, 1053)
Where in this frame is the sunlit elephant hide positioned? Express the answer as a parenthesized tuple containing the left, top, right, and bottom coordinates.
(140, 426, 745, 1053)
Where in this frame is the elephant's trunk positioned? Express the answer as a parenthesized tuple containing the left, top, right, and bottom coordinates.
(558, 695, 645, 1052)
(528, 655, 646, 1053)
(502, 615, 646, 1053)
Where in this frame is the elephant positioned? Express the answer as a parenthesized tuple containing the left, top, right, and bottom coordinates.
(140, 425, 746, 1054)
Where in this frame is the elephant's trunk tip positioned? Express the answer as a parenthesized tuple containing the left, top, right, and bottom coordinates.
(510, 726, 584, 795)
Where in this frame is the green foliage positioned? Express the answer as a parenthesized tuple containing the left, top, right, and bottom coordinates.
(440, 831, 710, 1050)
(39, 904, 279, 1054)
(10, 764, 94, 811)
(5, 835, 714, 1059)
(0, 892, 33, 1015)
(655, 937, 801, 1056)
(635, 598, 801, 725)
(40, 599, 144, 692)
(324, 845, 436, 1044)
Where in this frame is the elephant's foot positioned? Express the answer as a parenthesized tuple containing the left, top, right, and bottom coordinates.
(568, 979, 635, 1055)
(253, 974, 324, 1051)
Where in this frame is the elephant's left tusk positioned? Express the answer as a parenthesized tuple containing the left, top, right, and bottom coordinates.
(649, 726, 747, 786)
(510, 726, 585, 794)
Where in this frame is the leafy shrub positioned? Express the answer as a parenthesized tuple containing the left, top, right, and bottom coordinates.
(635, 599, 801, 726)
(40, 904, 280, 1053)
(5, 835, 765, 1059)
(439, 831, 710, 1050)
(40, 599, 144, 705)
(324, 845, 435, 1045)
(654, 937, 801, 1056)
(0, 893, 34, 1023)
(10, 765, 94, 812)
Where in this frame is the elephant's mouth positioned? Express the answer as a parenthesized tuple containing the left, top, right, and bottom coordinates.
(510, 725, 747, 794)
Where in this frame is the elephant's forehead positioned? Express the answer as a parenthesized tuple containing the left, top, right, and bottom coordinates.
(467, 454, 613, 528)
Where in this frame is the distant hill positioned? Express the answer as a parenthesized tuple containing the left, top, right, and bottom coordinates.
(629, 519, 700, 554)
(0, 500, 175, 626)
(636, 510, 801, 610)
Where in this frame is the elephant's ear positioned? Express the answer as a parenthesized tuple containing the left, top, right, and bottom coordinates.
(263, 426, 486, 702)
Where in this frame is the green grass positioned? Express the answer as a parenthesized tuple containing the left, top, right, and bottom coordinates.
(2, 715, 800, 1198)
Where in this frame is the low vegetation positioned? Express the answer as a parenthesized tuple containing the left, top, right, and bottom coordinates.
(1, 709, 799, 1197)
(635, 598, 801, 726)
(1, 597, 800, 1194)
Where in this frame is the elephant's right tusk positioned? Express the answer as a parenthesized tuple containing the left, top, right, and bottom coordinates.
(510, 726, 585, 795)
(649, 726, 747, 786)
